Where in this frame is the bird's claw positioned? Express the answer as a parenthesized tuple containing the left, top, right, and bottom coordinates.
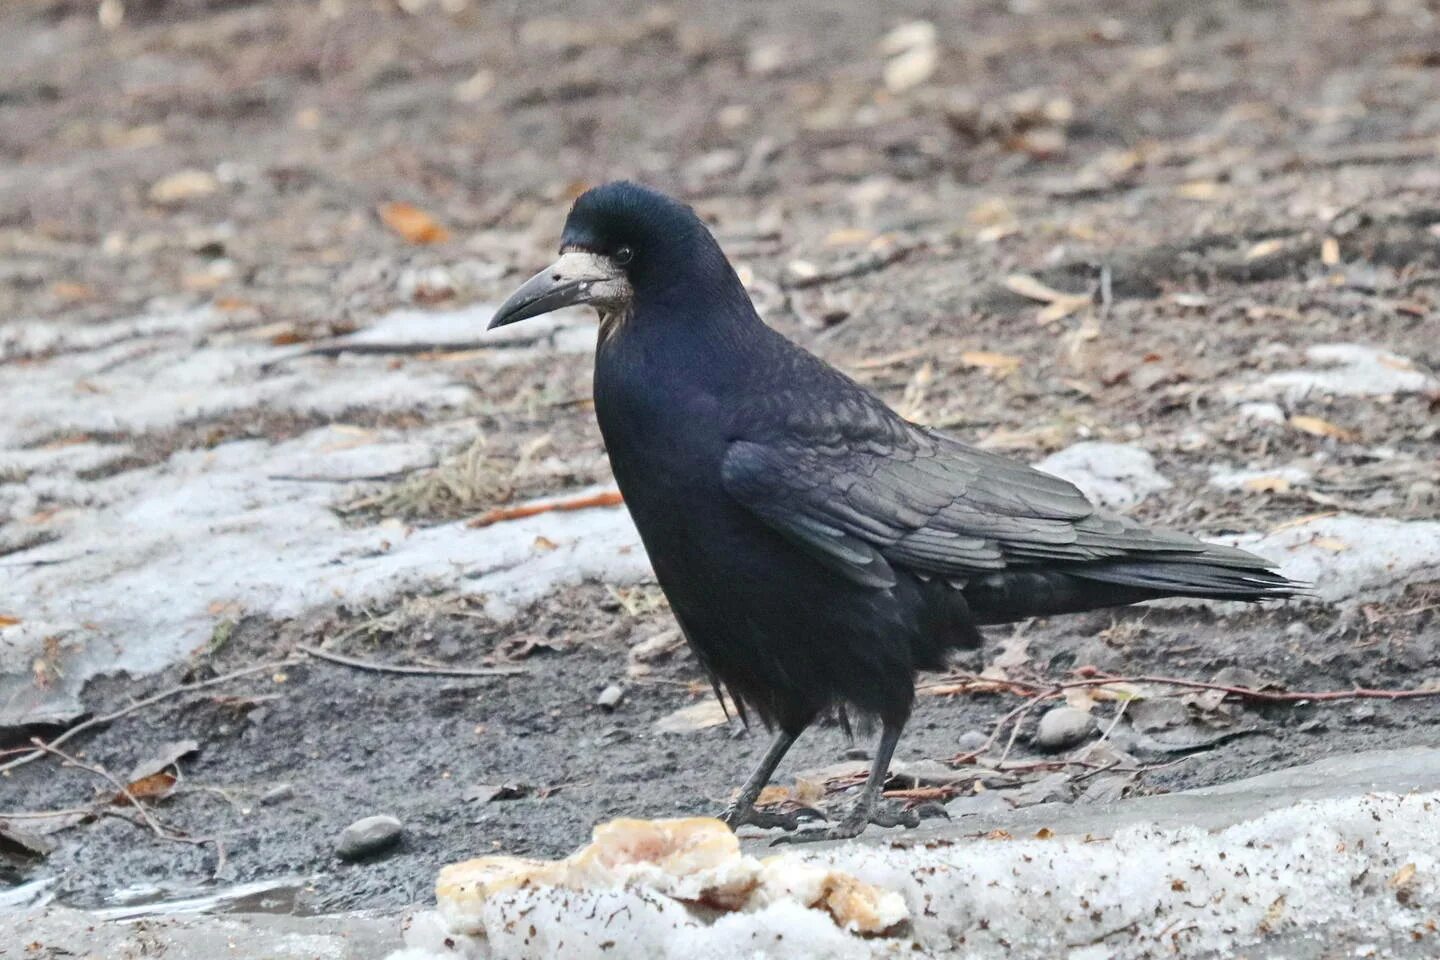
(769, 798, 941, 845)
(720, 804, 826, 832)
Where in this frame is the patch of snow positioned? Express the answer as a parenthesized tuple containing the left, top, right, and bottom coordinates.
(1208, 464, 1313, 491)
(1226, 513, 1440, 604)
(1236, 400, 1286, 425)
(392, 792, 1440, 960)
(0, 425, 645, 725)
(0, 302, 644, 729)
(1034, 442, 1171, 511)
(336, 303, 596, 356)
(1231, 343, 1437, 402)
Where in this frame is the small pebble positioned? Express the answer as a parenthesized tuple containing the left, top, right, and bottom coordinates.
(1034, 706, 1096, 752)
(336, 815, 403, 861)
(596, 684, 625, 710)
(259, 783, 294, 806)
(955, 729, 989, 753)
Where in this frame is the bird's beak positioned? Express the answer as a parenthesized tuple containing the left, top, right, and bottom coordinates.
(488, 251, 628, 330)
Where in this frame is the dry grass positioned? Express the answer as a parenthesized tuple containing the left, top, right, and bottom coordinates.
(343, 435, 552, 523)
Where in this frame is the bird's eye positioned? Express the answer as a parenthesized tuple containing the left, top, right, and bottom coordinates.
(614, 246, 634, 265)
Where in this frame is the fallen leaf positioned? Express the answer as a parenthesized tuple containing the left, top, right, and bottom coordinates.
(1244, 238, 1286, 260)
(654, 698, 733, 734)
(1320, 236, 1340, 265)
(628, 629, 685, 664)
(754, 785, 793, 806)
(883, 44, 937, 92)
(978, 424, 1067, 450)
(1242, 475, 1292, 493)
(0, 615, 20, 628)
(1175, 180, 1224, 200)
(51, 281, 95, 302)
(1267, 511, 1339, 534)
(532, 535, 558, 552)
(1377, 354, 1418, 372)
(823, 227, 875, 247)
(126, 739, 200, 786)
(1003, 274, 1090, 309)
(0, 822, 58, 859)
(452, 68, 495, 103)
(880, 21, 938, 93)
(149, 169, 219, 204)
(1288, 415, 1358, 442)
(960, 350, 1022, 375)
(1311, 536, 1349, 552)
(1390, 863, 1417, 888)
(117, 772, 178, 803)
(378, 202, 451, 245)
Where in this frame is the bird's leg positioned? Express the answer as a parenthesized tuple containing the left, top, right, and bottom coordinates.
(718, 729, 818, 831)
(773, 718, 938, 845)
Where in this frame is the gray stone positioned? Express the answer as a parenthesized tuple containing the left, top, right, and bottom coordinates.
(595, 684, 625, 710)
(259, 783, 294, 806)
(954, 729, 989, 753)
(1034, 442, 1171, 512)
(1033, 706, 1096, 751)
(336, 815, 403, 861)
(1009, 771, 1075, 808)
(1126, 696, 1189, 733)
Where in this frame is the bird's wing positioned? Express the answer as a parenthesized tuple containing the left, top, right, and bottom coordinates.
(721, 411, 1228, 589)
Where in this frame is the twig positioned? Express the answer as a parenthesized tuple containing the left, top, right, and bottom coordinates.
(1061, 672, 1440, 704)
(932, 669, 1440, 709)
(0, 659, 300, 775)
(466, 489, 624, 528)
(299, 644, 523, 677)
(33, 740, 226, 876)
(0, 807, 93, 819)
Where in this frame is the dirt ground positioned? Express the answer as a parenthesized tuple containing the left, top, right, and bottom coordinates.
(2, 0, 1438, 914)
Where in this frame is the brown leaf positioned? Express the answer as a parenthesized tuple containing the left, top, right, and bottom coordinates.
(1245, 238, 1285, 260)
(960, 350, 1023, 375)
(378, 202, 452, 245)
(116, 772, 177, 804)
(1390, 862, 1417, 888)
(0, 615, 20, 628)
(1003, 274, 1090, 309)
(1242, 475, 1292, 493)
(1289, 415, 1358, 442)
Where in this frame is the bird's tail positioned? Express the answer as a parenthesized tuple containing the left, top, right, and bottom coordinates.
(964, 543, 1306, 625)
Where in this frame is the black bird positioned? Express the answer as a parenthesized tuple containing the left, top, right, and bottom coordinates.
(490, 182, 1300, 841)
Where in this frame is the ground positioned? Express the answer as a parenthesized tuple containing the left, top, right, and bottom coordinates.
(1, 0, 1438, 925)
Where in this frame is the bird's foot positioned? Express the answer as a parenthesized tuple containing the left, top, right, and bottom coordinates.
(769, 799, 947, 845)
(719, 803, 826, 832)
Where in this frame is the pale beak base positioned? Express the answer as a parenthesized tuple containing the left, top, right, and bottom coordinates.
(489, 251, 630, 330)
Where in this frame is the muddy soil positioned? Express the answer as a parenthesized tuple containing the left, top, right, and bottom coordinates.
(2, 0, 1438, 913)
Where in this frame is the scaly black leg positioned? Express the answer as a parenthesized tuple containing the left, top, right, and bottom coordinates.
(718, 728, 820, 831)
(772, 718, 933, 844)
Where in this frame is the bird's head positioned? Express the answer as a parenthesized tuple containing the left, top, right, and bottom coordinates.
(489, 181, 743, 334)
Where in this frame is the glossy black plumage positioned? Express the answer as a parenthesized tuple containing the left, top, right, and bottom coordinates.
(495, 181, 1301, 839)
